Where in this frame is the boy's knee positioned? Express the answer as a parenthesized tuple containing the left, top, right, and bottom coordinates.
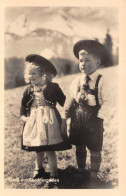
(90, 150, 101, 157)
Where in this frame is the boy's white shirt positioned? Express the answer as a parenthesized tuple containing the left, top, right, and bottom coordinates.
(63, 71, 111, 120)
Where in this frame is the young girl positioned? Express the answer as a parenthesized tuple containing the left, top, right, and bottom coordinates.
(20, 54, 71, 183)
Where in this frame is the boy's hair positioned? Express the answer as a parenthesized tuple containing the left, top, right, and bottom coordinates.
(24, 54, 57, 83)
(79, 49, 100, 60)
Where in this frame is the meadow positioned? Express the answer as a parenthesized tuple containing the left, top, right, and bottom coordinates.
(4, 65, 118, 189)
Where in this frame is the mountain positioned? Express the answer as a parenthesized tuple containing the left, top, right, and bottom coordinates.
(6, 14, 29, 37)
(5, 13, 84, 60)
(4, 8, 118, 59)
(5, 28, 76, 60)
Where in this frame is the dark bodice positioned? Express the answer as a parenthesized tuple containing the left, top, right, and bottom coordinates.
(20, 82, 66, 116)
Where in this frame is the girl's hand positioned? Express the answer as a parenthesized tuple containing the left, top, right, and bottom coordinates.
(61, 119, 67, 137)
(21, 115, 29, 122)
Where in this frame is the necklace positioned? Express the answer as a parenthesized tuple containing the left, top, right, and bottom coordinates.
(34, 84, 47, 92)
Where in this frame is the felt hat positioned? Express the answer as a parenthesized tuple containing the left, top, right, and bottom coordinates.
(25, 54, 57, 77)
(73, 40, 109, 65)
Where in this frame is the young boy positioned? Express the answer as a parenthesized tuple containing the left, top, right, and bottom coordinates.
(61, 40, 111, 187)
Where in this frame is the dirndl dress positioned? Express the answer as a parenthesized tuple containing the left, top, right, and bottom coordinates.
(21, 89, 71, 152)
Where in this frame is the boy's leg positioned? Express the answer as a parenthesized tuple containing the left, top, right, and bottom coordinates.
(87, 117, 103, 178)
(76, 144, 87, 171)
(90, 150, 101, 179)
(46, 151, 58, 178)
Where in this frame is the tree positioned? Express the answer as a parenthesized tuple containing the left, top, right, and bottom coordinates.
(103, 29, 113, 66)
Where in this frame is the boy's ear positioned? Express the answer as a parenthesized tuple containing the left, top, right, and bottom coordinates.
(97, 58, 101, 66)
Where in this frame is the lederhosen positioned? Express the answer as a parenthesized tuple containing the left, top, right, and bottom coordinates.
(69, 74, 104, 152)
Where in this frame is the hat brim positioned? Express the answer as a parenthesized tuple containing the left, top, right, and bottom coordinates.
(73, 40, 110, 65)
(42, 58, 57, 77)
(25, 54, 57, 77)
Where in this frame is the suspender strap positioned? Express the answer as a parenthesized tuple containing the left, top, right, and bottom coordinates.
(95, 74, 102, 106)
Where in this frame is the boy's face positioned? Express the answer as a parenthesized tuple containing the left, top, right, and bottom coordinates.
(79, 52, 100, 75)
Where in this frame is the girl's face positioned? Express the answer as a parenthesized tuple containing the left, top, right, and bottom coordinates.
(28, 66, 52, 85)
(28, 67, 42, 85)
(79, 53, 100, 75)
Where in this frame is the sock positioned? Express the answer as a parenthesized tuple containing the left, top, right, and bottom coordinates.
(35, 151, 45, 170)
(76, 144, 87, 169)
(90, 151, 101, 178)
(46, 151, 58, 178)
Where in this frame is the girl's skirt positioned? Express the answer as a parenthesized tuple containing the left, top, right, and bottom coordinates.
(21, 106, 71, 152)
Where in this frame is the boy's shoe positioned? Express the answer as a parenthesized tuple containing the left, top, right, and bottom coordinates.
(88, 176, 105, 189)
(33, 167, 46, 179)
(78, 168, 90, 175)
(78, 167, 86, 173)
(48, 177, 59, 189)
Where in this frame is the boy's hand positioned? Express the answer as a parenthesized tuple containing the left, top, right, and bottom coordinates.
(21, 115, 29, 122)
(61, 119, 67, 137)
(97, 117, 103, 122)
(76, 92, 86, 103)
(76, 92, 82, 103)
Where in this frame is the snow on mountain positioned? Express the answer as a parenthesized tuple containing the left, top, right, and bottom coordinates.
(5, 12, 74, 38)
(6, 14, 30, 37)
(5, 10, 109, 41)
(42, 13, 74, 37)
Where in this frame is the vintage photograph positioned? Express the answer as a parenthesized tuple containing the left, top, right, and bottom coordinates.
(4, 6, 119, 189)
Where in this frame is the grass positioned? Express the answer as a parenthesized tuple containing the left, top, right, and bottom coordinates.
(4, 65, 118, 189)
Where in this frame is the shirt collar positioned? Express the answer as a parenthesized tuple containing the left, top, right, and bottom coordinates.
(87, 71, 100, 81)
(79, 71, 100, 84)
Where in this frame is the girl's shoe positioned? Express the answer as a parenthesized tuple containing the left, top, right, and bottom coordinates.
(33, 167, 45, 179)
